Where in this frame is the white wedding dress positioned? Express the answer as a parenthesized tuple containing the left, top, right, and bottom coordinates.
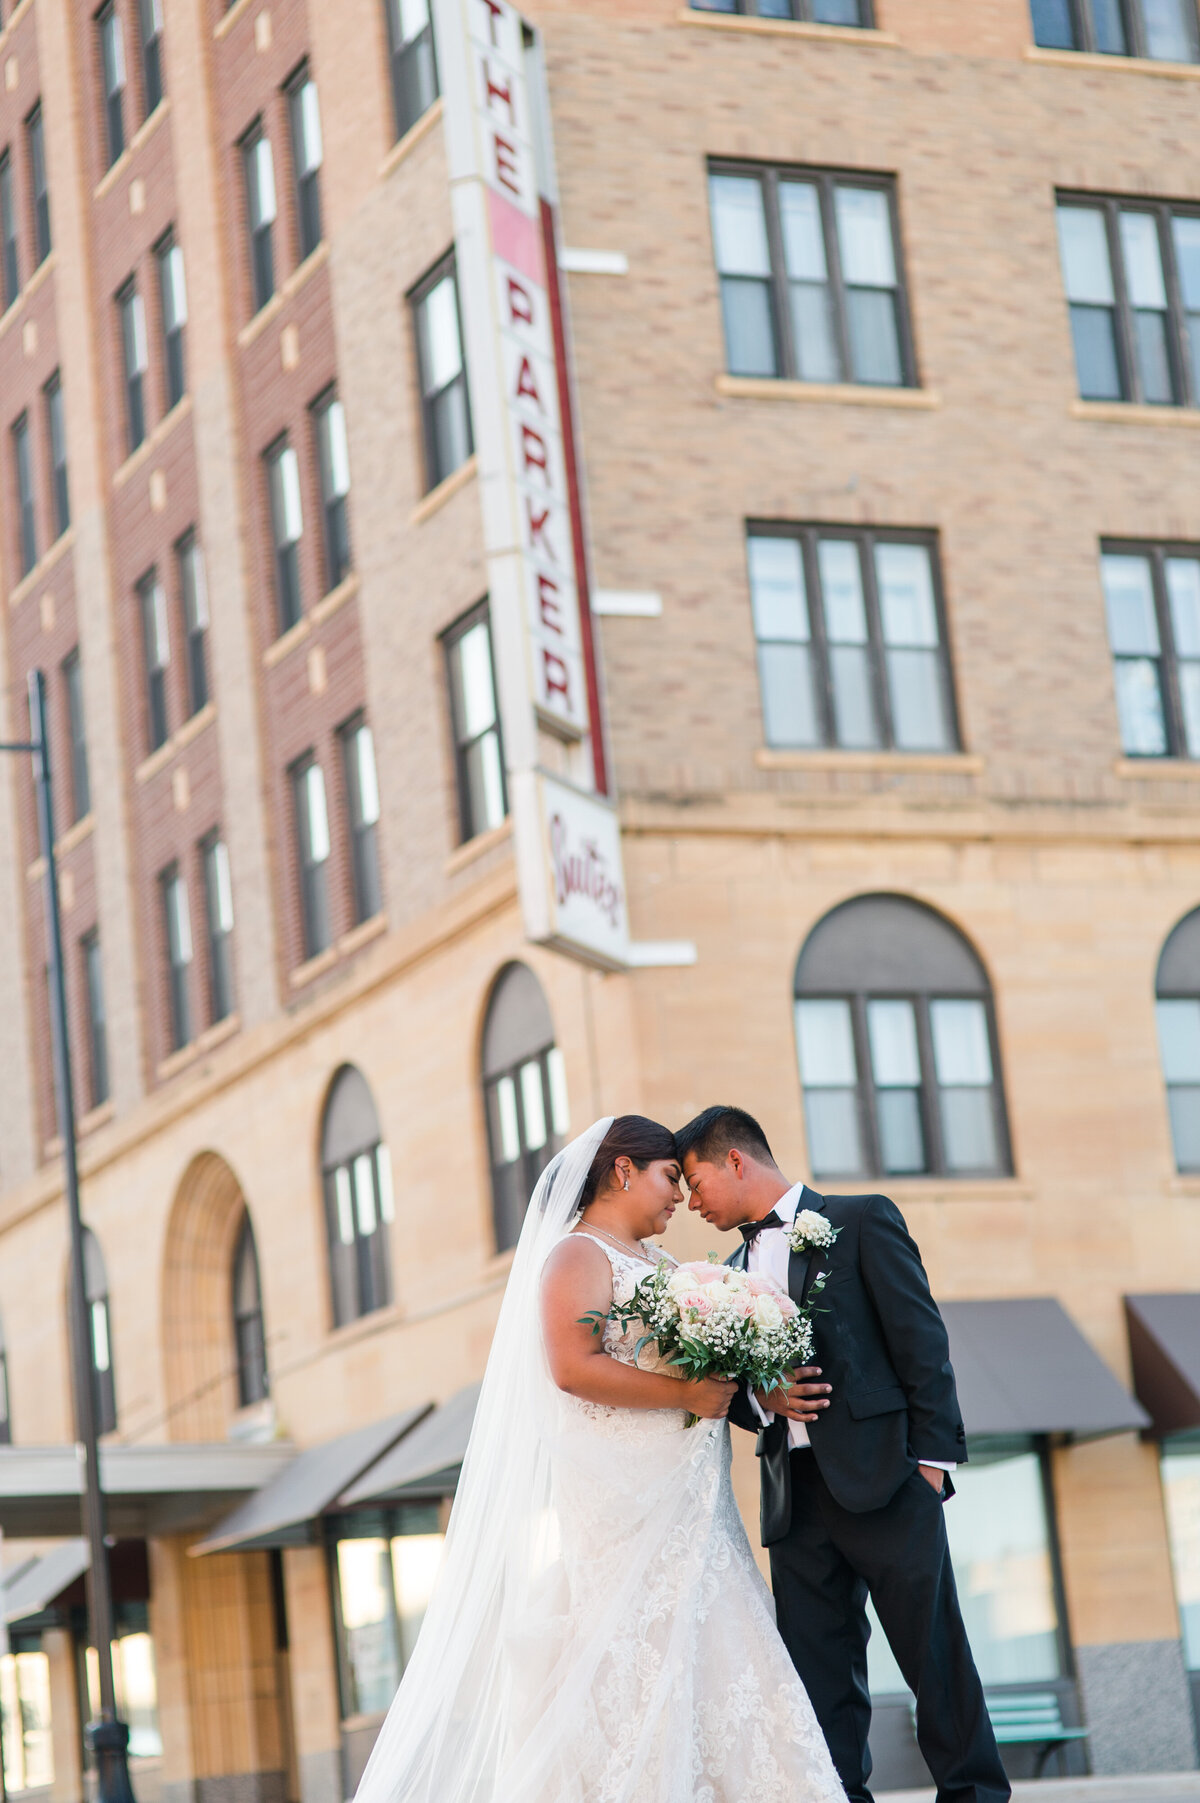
(352, 1121, 847, 1803)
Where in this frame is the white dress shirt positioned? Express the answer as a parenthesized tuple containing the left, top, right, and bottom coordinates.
(745, 1183, 956, 1472)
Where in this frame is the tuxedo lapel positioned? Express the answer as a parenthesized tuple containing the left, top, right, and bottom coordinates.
(728, 1240, 749, 1273)
(797, 1187, 830, 1305)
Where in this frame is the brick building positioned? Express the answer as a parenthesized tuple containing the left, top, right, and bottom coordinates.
(0, 0, 1199, 1794)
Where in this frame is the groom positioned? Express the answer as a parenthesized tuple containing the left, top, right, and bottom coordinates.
(675, 1105, 1010, 1803)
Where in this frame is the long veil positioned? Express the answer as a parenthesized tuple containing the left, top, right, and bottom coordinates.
(352, 1116, 615, 1803)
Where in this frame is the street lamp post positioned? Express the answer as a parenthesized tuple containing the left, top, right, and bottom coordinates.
(0, 668, 135, 1803)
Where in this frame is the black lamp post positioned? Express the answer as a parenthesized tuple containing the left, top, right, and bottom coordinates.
(0, 668, 135, 1803)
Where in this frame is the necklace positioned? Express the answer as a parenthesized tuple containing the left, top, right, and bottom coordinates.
(577, 1220, 648, 1260)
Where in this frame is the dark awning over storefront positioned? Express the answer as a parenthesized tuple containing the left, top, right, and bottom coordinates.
(339, 1383, 481, 1505)
(0, 1442, 295, 1539)
(941, 1298, 1149, 1438)
(3, 1539, 89, 1625)
(1125, 1293, 1200, 1436)
(193, 1406, 431, 1555)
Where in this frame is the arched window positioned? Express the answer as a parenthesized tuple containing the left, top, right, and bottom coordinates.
(1156, 907, 1200, 1173)
(482, 963, 569, 1251)
(0, 1312, 10, 1445)
(82, 1227, 117, 1434)
(321, 1066, 394, 1327)
(232, 1214, 269, 1407)
(793, 894, 1011, 1181)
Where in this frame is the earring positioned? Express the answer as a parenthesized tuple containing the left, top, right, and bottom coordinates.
(623, 1179, 630, 1191)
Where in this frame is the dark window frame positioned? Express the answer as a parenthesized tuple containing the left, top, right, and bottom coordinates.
(241, 117, 277, 314)
(117, 275, 148, 455)
(442, 600, 507, 844)
(1101, 536, 1200, 760)
(339, 712, 382, 926)
(232, 1213, 269, 1407)
(290, 751, 333, 961)
(410, 253, 474, 491)
(159, 859, 194, 1052)
(321, 1141, 394, 1327)
(82, 1227, 117, 1436)
(176, 528, 209, 717)
(264, 432, 304, 633)
(137, 0, 164, 119)
(285, 61, 323, 263)
(26, 102, 51, 266)
(12, 410, 37, 578)
(62, 648, 91, 823)
(200, 829, 235, 1025)
(690, 0, 873, 19)
(137, 565, 171, 752)
(311, 385, 352, 593)
(384, 0, 439, 142)
(1057, 190, 1200, 406)
(747, 522, 961, 753)
(155, 226, 187, 411)
(0, 147, 18, 311)
(1031, 0, 1200, 60)
(81, 927, 110, 1110)
(44, 370, 70, 539)
(97, 1, 127, 170)
(0, 1329, 10, 1446)
(708, 157, 918, 389)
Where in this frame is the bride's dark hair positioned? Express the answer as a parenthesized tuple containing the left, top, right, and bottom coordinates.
(579, 1115, 677, 1208)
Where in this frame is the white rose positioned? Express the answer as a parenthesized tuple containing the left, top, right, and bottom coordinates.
(752, 1294, 783, 1331)
(794, 1209, 829, 1242)
(725, 1271, 749, 1293)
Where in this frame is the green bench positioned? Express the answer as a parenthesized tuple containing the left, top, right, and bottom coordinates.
(909, 1689, 1089, 1777)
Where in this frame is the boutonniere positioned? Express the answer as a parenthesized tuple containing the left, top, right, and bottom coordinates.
(787, 1210, 841, 1256)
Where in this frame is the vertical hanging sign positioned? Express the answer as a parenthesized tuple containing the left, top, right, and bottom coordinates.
(433, 0, 630, 969)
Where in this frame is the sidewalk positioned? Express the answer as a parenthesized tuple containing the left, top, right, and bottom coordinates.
(881, 1776, 1200, 1803)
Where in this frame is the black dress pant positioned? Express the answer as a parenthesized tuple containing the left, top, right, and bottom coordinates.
(770, 1452, 1010, 1803)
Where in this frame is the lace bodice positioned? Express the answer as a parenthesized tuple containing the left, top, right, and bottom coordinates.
(572, 1231, 677, 1373)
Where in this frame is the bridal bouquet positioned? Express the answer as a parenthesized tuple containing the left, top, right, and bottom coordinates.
(584, 1257, 828, 1427)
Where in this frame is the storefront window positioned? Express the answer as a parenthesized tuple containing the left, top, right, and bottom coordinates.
(84, 1606, 163, 1758)
(0, 1636, 54, 1792)
(1161, 1440, 1200, 1667)
(332, 1506, 445, 1717)
(868, 1440, 1063, 1693)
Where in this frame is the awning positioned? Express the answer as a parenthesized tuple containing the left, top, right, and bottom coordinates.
(0, 1442, 295, 1539)
(192, 1406, 430, 1555)
(940, 1299, 1149, 1438)
(339, 1384, 481, 1506)
(1125, 1293, 1200, 1436)
(3, 1539, 88, 1626)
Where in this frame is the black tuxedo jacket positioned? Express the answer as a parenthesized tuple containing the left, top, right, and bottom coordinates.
(727, 1186, 966, 1542)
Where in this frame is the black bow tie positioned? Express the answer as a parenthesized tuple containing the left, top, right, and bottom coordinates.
(739, 1211, 783, 1244)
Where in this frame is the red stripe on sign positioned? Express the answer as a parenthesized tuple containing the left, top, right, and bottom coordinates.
(488, 188, 545, 287)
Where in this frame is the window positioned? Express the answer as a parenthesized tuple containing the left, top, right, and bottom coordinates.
(160, 862, 193, 1051)
(98, 4, 127, 168)
(332, 1507, 445, 1714)
(867, 1439, 1065, 1695)
(1055, 195, 1200, 405)
(138, 0, 164, 116)
(1156, 908, 1200, 1173)
(138, 568, 171, 751)
(747, 527, 957, 752)
(83, 1607, 161, 1760)
(692, 0, 870, 17)
(26, 104, 51, 266)
(793, 894, 1011, 1180)
(385, 0, 439, 140)
(12, 411, 36, 578)
(242, 122, 277, 312)
(82, 929, 109, 1109)
(232, 1213, 268, 1406)
(0, 1314, 10, 1445)
(1100, 544, 1200, 759)
(44, 372, 69, 538)
(340, 716, 382, 925)
(0, 1637, 53, 1792)
(176, 531, 209, 716)
(1161, 1440, 1200, 1676)
(708, 163, 914, 387)
(201, 831, 234, 1024)
(265, 435, 304, 631)
(412, 257, 473, 489)
(82, 1227, 117, 1434)
(118, 278, 148, 454)
(444, 603, 506, 842)
(313, 389, 352, 591)
(1031, 0, 1199, 60)
(156, 232, 187, 410)
(481, 963, 569, 1251)
(291, 754, 332, 959)
(62, 649, 90, 822)
(0, 149, 17, 310)
(287, 65, 323, 261)
(320, 1064, 394, 1325)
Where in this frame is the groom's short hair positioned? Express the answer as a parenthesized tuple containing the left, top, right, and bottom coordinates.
(675, 1106, 775, 1169)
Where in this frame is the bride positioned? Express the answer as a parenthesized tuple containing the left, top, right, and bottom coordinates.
(353, 1116, 846, 1803)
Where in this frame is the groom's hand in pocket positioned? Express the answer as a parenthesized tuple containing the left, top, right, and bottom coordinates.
(754, 1368, 831, 1424)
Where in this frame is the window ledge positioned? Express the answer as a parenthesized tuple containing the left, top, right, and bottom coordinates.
(1070, 398, 1200, 426)
(756, 747, 981, 774)
(677, 9, 898, 45)
(339, 913, 388, 957)
(0, 0, 36, 45)
(1024, 42, 1200, 79)
(1114, 755, 1200, 778)
(79, 1099, 116, 1136)
(56, 811, 95, 856)
(157, 1013, 241, 1080)
(326, 1301, 404, 1349)
(411, 453, 478, 525)
(113, 394, 193, 490)
(237, 242, 329, 349)
(263, 575, 361, 668)
(215, 0, 257, 37)
(7, 526, 76, 611)
(379, 99, 444, 179)
(1169, 1174, 1200, 1196)
(0, 249, 57, 344)
(313, 570, 360, 625)
(444, 816, 513, 876)
(289, 945, 340, 989)
(884, 1176, 1031, 1203)
(716, 374, 938, 408)
(135, 701, 216, 784)
(93, 98, 171, 203)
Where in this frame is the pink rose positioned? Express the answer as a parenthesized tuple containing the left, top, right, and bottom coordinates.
(777, 1296, 799, 1318)
(745, 1274, 777, 1296)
